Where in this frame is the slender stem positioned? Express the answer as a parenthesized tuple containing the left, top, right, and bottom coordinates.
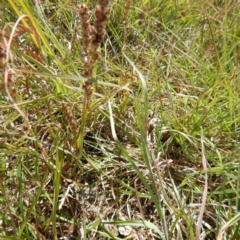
(72, 91, 89, 176)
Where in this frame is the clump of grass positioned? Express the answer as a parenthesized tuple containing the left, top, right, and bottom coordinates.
(0, 0, 240, 239)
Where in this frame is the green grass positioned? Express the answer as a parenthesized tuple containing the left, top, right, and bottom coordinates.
(0, 0, 239, 239)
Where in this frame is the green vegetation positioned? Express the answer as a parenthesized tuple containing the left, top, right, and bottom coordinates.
(0, 0, 239, 239)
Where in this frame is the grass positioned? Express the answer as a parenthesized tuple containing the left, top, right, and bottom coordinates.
(0, 0, 239, 239)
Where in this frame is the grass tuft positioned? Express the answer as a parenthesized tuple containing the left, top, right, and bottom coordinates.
(0, 0, 239, 239)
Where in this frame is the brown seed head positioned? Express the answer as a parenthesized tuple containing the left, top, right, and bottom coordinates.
(98, 0, 109, 7)
(95, 5, 108, 22)
(79, 4, 88, 15)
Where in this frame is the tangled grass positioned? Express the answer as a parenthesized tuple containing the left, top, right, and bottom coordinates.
(0, 0, 239, 239)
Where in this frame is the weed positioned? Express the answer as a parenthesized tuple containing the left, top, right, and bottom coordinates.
(0, 0, 239, 239)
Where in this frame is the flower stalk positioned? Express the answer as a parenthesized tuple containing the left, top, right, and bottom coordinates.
(76, 0, 110, 167)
